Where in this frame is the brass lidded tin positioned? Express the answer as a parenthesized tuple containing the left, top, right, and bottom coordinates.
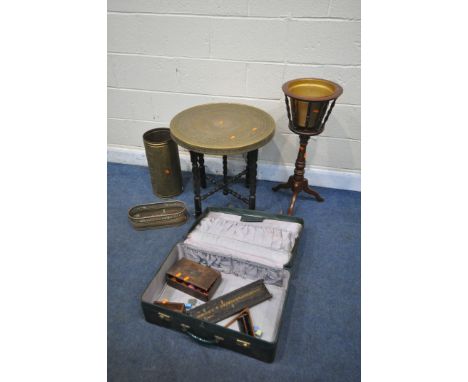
(143, 128, 183, 198)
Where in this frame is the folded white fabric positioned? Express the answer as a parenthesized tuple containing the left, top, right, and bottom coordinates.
(184, 212, 302, 268)
(179, 243, 285, 286)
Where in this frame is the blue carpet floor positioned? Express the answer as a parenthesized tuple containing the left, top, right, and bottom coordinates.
(108, 162, 360, 382)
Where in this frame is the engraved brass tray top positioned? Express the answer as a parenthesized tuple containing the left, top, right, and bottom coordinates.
(170, 103, 276, 155)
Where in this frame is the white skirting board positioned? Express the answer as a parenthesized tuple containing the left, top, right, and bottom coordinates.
(107, 144, 361, 192)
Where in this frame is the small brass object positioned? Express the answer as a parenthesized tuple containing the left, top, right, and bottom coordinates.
(180, 323, 190, 332)
(187, 298, 197, 306)
(143, 127, 183, 198)
(157, 312, 172, 322)
(236, 339, 251, 348)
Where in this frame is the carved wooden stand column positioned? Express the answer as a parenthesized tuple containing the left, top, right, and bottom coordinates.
(272, 135, 323, 215)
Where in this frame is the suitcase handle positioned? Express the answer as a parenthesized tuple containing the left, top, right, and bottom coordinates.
(185, 330, 221, 345)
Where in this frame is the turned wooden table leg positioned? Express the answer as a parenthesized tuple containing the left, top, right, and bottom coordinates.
(198, 153, 207, 189)
(245, 157, 250, 188)
(247, 149, 258, 210)
(223, 155, 228, 195)
(190, 151, 202, 216)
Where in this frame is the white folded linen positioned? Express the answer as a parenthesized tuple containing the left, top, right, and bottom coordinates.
(179, 243, 286, 285)
(184, 212, 302, 268)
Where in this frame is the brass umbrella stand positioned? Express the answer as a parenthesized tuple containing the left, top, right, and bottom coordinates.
(273, 78, 343, 215)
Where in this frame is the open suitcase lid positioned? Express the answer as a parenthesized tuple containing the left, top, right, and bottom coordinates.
(185, 207, 304, 269)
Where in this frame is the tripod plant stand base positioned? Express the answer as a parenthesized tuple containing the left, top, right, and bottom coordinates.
(272, 134, 324, 215)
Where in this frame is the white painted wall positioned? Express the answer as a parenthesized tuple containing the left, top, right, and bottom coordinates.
(107, 0, 361, 187)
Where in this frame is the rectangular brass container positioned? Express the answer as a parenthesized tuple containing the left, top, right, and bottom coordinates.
(128, 201, 188, 230)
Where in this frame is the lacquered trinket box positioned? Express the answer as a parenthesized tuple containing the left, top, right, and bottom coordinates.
(141, 207, 303, 362)
(166, 258, 221, 301)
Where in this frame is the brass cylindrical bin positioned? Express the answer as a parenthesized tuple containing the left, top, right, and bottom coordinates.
(143, 128, 183, 198)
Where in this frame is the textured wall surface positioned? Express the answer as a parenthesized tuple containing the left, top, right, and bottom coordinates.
(107, 0, 361, 173)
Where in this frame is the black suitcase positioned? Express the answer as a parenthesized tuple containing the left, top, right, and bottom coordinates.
(141, 207, 304, 362)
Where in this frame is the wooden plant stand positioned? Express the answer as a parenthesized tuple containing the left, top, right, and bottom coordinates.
(272, 134, 323, 215)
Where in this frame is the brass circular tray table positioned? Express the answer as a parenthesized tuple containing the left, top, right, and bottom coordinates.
(170, 103, 275, 216)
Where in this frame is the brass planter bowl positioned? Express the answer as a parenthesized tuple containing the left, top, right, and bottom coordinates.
(128, 201, 188, 230)
(283, 78, 343, 135)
